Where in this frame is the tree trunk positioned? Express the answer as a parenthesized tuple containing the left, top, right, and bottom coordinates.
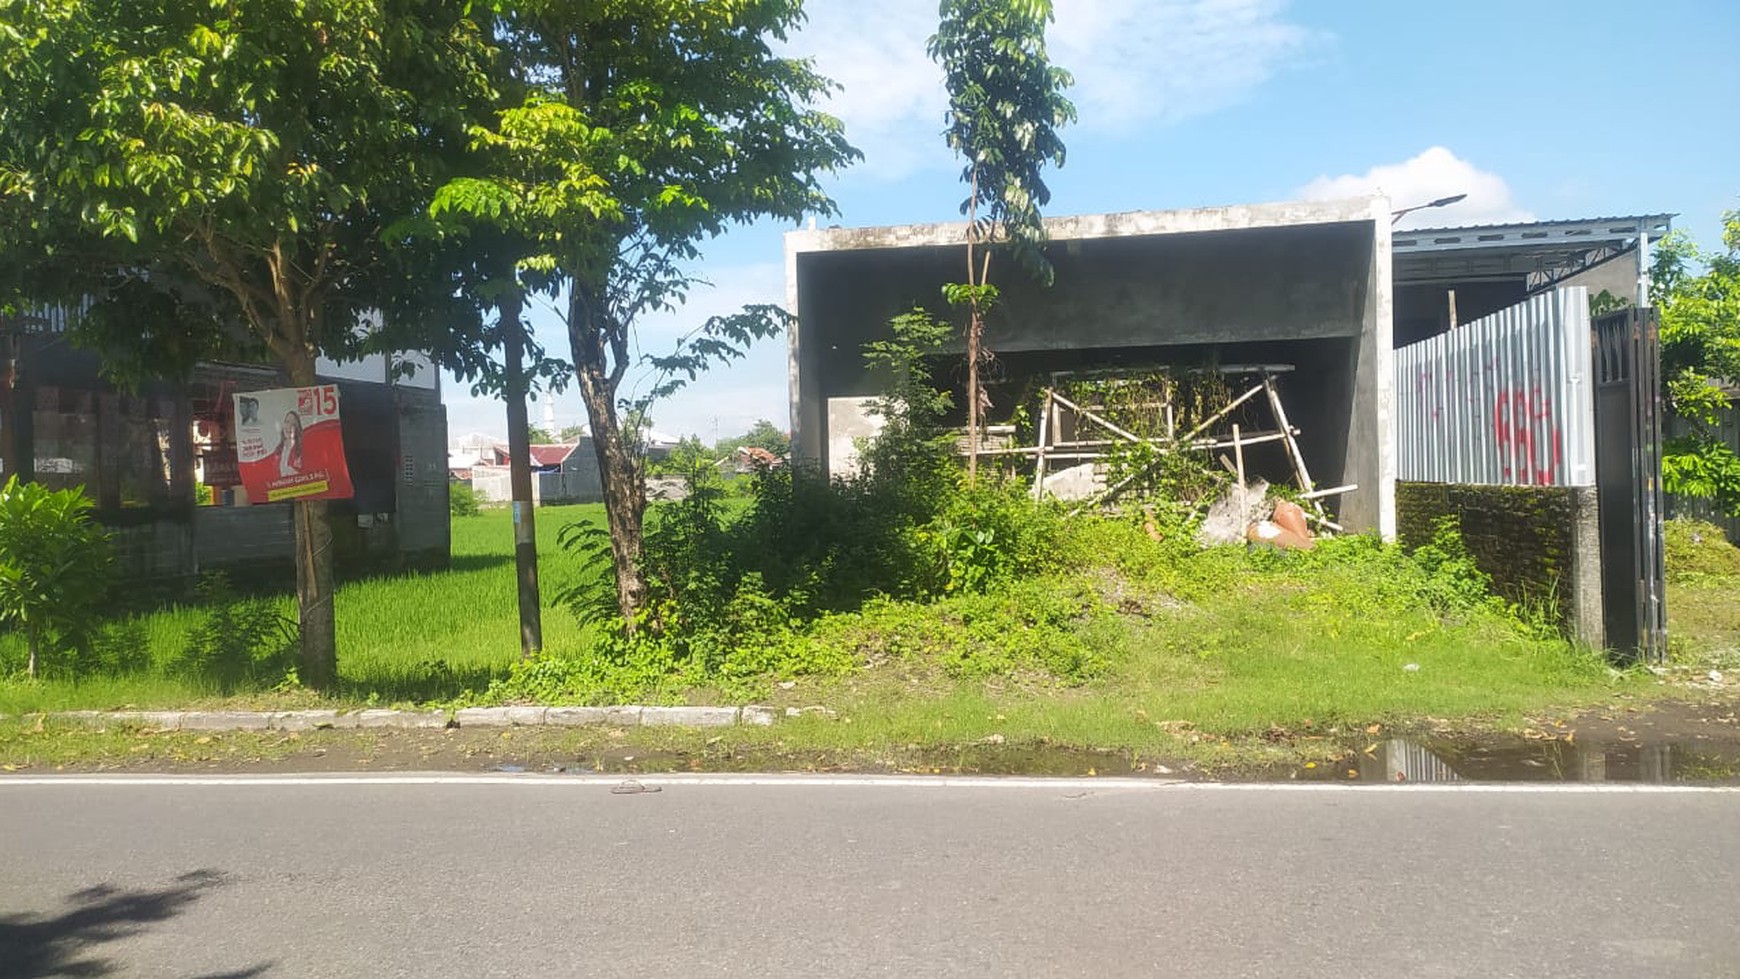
(966, 306, 982, 483)
(567, 285, 647, 630)
(285, 353, 338, 689)
(500, 291, 543, 658)
(25, 622, 37, 679)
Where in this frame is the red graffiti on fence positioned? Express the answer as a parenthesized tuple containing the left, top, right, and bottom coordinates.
(1493, 386, 1561, 485)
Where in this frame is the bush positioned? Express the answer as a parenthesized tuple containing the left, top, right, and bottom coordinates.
(171, 573, 299, 694)
(449, 481, 482, 517)
(1664, 517, 1740, 581)
(0, 477, 113, 678)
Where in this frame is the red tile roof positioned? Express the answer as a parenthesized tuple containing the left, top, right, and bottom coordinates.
(528, 444, 577, 467)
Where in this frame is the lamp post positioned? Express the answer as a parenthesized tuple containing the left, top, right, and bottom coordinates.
(1391, 193, 1468, 225)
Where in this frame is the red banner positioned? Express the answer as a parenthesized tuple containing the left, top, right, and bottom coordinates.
(232, 385, 354, 504)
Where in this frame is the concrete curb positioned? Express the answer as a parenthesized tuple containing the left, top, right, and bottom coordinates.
(8, 705, 789, 733)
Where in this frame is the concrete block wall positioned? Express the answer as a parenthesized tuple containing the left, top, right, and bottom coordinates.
(1396, 482, 1603, 647)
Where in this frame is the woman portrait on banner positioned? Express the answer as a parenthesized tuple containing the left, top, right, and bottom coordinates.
(275, 410, 304, 476)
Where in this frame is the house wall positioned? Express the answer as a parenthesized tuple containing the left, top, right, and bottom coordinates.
(9, 339, 449, 593)
(787, 199, 1396, 535)
(470, 438, 605, 506)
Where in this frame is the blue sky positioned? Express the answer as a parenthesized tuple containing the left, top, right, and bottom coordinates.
(446, 0, 1740, 444)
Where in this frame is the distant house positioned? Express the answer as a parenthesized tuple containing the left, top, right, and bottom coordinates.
(448, 432, 508, 481)
(527, 443, 578, 470)
(471, 441, 603, 506)
(721, 445, 783, 474)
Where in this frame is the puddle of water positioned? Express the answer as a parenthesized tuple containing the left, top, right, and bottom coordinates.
(496, 733, 1740, 784)
(1309, 738, 1740, 785)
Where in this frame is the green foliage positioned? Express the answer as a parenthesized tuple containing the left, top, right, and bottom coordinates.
(421, 1, 861, 630)
(1663, 518, 1740, 582)
(543, 313, 1077, 696)
(526, 426, 555, 445)
(0, 0, 495, 379)
(651, 435, 714, 476)
(1664, 434, 1740, 514)
(1590, 289, 1633, 316)
(1653, 213, 1740, 515)
(928, 0, 1076, 282)
(715, 419, 791, 459)
(799, 578, 1116, 684)
(1402, 516, 1497, 611)
(0, 478, 113, 677)
(171, 574, 298, 695)
(919, 483, 1067, 594)
(449, 481, 483, 518)
(1052, 371, 1235, 514)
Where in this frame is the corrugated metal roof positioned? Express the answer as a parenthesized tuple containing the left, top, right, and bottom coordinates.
(1397, 214, 1673, 240)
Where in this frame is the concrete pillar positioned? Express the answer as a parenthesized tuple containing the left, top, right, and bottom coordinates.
(1568, 486, 1605, 649)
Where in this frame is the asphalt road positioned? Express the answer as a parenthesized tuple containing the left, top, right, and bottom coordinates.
(2, 775, 1737, 978)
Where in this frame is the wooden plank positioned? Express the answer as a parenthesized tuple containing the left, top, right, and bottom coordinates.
(1300, 483, 1357, 500)
(1263, 374, 1317, 494)
(1232, 423, 1246, 489)
(1047, 390, 1144, 444)
(1177, 380, 1267, 444)
(1031, 389, 1052, 498)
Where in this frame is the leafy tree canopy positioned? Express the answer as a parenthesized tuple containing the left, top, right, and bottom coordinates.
(0, 0, 493, 382)
(928, 0, 1075, 283)
(1653, 212, 1740, 514)
(429, 0, 859, 626)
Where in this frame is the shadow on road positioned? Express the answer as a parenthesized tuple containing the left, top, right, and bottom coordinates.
(0, 869, 272, 977)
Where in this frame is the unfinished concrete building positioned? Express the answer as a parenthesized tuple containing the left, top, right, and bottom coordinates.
(785, 197, 1397, 536)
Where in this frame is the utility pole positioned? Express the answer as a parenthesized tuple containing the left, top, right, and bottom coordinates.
(0, 329, 18, 483)
(500, 292, 543, 658)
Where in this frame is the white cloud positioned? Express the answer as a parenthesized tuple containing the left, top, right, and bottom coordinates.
(792, 0, 1326, 179)
(1297, 146, 1534, 228)
(442, 263, 791, 444)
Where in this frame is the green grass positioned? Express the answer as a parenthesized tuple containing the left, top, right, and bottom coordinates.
(0, 503, 611, 713)
(0, 502, 1696, 761)
(1663, 519, 1740, 666)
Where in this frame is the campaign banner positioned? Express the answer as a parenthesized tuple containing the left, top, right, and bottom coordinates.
(232, 385, 354, 503)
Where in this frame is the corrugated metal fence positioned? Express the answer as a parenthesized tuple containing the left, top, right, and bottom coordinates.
(1396, 287, 1595, 487)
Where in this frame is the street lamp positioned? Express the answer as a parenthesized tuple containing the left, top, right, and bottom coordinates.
(1391, 193, 1468, 225)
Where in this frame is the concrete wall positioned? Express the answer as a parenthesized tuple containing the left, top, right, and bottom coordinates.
(470, 437, 606, 506)
(787, 198, 1396, 535)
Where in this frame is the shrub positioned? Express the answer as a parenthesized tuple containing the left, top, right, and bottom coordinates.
(449, 481, 482, 517)
(171, 573, 298, 694)
(1664, 517, 1740, 581)
(0, 477, 113, 677)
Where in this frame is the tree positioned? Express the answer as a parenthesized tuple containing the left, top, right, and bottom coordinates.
(1653, 213, 1740, 515)
(527, 426, 556, 445)
(742, 419, 792, 457)
(928, 0, 1075, 479)
(717, 418, 791, 458)
(0, 478, 112, 678)
(0, 1, 494, 687)
(433, 1, 858, 630)
(559, 424, 588, 442)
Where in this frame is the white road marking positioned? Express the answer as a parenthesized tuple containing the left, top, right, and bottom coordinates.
(0, 773, 1737, 792)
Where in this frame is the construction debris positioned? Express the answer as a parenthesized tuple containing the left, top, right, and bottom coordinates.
(1197, 479, 1271, 547)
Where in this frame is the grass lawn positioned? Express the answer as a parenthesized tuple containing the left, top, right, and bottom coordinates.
(0, 503, 611, 713)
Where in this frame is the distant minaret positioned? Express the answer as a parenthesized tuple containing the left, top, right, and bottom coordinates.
(543, 392, 557, 437)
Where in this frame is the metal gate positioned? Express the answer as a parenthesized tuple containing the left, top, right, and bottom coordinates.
(1592, 307, 1667, 662)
